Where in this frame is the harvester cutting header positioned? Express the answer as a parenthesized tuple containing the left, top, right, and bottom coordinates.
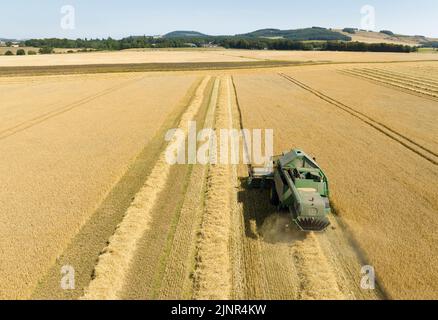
(249, 149, 331, 232)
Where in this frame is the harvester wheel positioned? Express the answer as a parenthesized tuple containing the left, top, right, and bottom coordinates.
(269, 184, 279, 206)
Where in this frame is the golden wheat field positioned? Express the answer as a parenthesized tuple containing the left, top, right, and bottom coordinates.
(0, 48, 437, 68)
(0, 50, 437, 300)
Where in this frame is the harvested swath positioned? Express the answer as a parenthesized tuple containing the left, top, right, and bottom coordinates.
(292, 234, 344, 300)
(192, 77, 235, 300)
(117, 76, 219, 300)
(356, 68, 438, 92)
(155, 100, 217, 299)
(382, 64, 438, 81)
(82, 76, 211, 300)
(348, 68, 438, 93)
(342, 69, 438, 99)
(365, 68, 438, 87)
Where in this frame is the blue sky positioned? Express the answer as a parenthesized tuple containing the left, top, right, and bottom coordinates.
(1, 0, 437, 39)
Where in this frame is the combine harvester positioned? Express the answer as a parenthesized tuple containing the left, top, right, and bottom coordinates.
(249, 149, 331, 232)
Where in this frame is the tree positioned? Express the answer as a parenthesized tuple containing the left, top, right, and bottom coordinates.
(343, 28, 357, 34)
(16, 49, 26, 55)
(28, 50, 37, 55)
(39, 47, 54, 54)
(5, 41, 12, 47)
(4, 50, 14, 56)
(380, 30, 395, 36)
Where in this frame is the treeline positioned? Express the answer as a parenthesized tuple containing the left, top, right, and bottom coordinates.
(219, 38, 416, 53)
(219, 38, 313, 50)
(23, 36, 417, 53)
(24, 36, 211, 50)
(325, 41, 415, 52)
(422, 41, 438, 48)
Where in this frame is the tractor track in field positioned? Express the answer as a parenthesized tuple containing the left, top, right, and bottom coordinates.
(0, 75, 143, 141)
(365, 67, 438, 84)
(350, 68, 438, 92)
(81, 76, 213, 299)
(339, 69, 438, 103)
(360, 68, 438, 88)
(342, 69, 438, 97)
(278, 72, 438, 166)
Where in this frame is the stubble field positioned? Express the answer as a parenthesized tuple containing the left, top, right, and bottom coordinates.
(0, 50, 437, 300)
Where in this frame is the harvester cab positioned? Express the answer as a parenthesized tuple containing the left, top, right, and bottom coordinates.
(248, 149, 331, 232)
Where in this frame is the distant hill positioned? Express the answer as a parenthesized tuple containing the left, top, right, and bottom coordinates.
(160, 28, 438, 46)
(162, 27, 351, 41)
(337, 29, 435, 46)
(163, 31, 209, 38)
(239, 28, 283, 38)
(237, 27, 351, 41)
(0, 38, 18, 42)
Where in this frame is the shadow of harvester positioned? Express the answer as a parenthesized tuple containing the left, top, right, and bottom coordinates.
(237, 177, 306, 244)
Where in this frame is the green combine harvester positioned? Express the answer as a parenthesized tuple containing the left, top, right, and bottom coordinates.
(248, 149, 331, 232)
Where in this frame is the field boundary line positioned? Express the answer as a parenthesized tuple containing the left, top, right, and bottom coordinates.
(279, 72, 438, 166)
(0, 61, 310, 77)
(81, 76, 212, 299)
